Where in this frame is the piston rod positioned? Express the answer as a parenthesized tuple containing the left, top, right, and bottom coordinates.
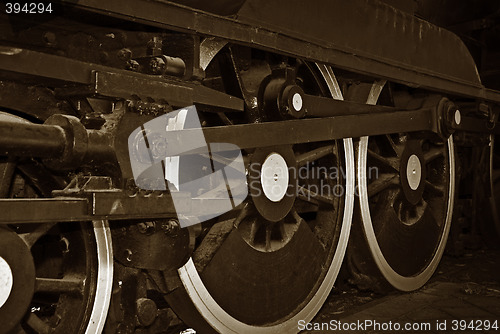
(0, 121, 65, 158)
(0, 114, 115, 170)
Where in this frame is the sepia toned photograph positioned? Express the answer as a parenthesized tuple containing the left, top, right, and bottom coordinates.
(0, 0, 499, 333)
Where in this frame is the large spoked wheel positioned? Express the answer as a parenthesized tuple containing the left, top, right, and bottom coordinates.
(353, 84, 455, 291)
(0, 113, 113, 334)
(167, 53, 354, 332)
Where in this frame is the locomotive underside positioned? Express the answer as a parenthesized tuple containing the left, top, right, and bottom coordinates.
(0, 0, 499, 333)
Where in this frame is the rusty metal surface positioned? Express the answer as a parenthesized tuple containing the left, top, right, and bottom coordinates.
(0, 193, 181, 223)
(0, 198, 89, 223)
(0, 121, 65, 157)
(0, 47, 244, 111)
(112, 221, 192, 270)
(56, 0, 500, 103)
(0, 192, 247, 223)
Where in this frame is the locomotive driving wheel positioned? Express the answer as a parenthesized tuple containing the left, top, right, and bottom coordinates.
(165, 50, 355, 333)
(0, 113, 113, 334)
(350, 83, 455, 291)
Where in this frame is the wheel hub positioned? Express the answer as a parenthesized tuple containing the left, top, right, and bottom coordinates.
(400, 141, 426, 205)
(0, 256, 13, 308)
(249, 146, 297, 222)
(406, 154, 422, 191)
(0, 227, 36, 333)
(261, 153, 289, 202)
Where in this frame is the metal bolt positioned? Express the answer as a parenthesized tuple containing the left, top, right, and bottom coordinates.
(454, 109, 461, 125)
(137, 221, 155, 235)
(149, 57, 166, 75)
(136, 298, 157, 326)
(117, 48, 132, 61)
(43, 32, 56, 45)
(161, 219, 180, 234)
(99, 51, 109, 64)
(124, 249, 132, 262)
(126, 59, 140, 71)
(147, 37, 163, 56)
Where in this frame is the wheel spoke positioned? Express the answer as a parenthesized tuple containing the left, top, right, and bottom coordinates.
(296, 145, 333, 166)
(297, 186, 334, 205)
(367, 174, 399, 197)
(297, 192, 319, 206)
(19, 223, 56, 249)
(232, 202, 250, 228)
(217, 112, 234, 125)
(35, 277, 84, 295)
(385, 135, 403, 157)
(424, 180, 445, 197)
(424, 197, 445, 226)
(291, 209, 303, 224)
(367, 149, 399, 171)
(249, 216, 260, 244)
(295, 200, 319, 213)
(424, 146, 444, 164)
(25, 313, 54, 334)
(0, 160, 16, 197)
(264, 224, 272, 251)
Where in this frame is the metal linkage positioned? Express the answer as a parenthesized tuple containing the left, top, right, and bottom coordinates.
(1, 95, 495, 164)
(153, 96, 473, 157)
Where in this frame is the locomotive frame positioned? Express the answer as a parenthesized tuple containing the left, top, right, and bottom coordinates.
(0, 0, 499, 333)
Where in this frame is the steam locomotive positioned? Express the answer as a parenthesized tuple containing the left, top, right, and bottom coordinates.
(0, 0, 499, 333)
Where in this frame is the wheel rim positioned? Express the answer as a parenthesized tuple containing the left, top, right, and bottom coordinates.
(175, 62, 354, 333)
(0, 113, 113, 334)
(490, 135, 500, 237)
(356, 85, 455, 291)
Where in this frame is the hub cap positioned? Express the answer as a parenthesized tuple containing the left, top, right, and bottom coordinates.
(261, 153, 289, 202)
(0, 227, 35, 333)
(0, 256, 13, 308)
(250, 146, 297, 222)
(400, 140, 426, 206)
(292, 93, 303, 112)
(406, 154, 421, 191)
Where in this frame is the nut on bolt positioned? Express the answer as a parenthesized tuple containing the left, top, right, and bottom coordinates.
(43, 32, 56, 45)
(161, 219, 180, 234)
(117, 48, 132, 61)
(136, 298, 157, 327)
(281, 85, 307, 118)
(454, 109, 461, 126)
(137, 221, 155, 235)
(447, 103, 461, 128)
(149, 57, 166, 75)
(440, 99, 460, 136)
(127, 59, 140, 71)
